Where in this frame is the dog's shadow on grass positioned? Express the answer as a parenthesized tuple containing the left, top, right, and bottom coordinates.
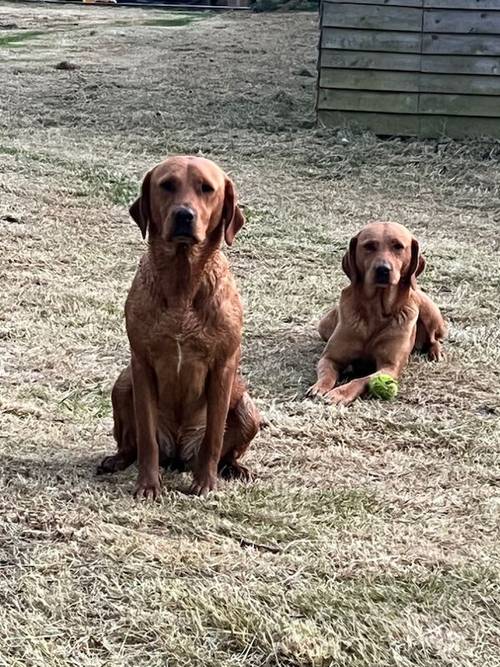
(1, 451, 192, 495)
(243, 326, 324, 400)
(244, 326, 380, 401)
(3, 329, 330, 492)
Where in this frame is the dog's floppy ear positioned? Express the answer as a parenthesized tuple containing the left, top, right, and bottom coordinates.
(129, 169, 152, 240)
(342, 234, 360, 284)
(405, 238, 425, 288)
(222, 177, 245, 246)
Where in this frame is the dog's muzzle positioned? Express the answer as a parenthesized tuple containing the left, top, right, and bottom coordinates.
(171, 206, 197, 243)
(374, 264, 391, 285)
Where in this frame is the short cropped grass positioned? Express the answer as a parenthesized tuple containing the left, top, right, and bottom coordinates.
(0, 2, 499, 666)
(0, 29, 42, 47)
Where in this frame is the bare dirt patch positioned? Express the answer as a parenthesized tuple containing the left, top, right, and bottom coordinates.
(0, 3, 499, 666)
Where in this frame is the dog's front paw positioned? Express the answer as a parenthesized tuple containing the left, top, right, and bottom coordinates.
(219, 461, 252, 482)
(97, 453, 131, 475)
(428, 342, 443, 362)
(190, 471, 218, 497)
(325, 385, 357, 407)
(307, 380, 335, 399)
(134, 472, 162, 501)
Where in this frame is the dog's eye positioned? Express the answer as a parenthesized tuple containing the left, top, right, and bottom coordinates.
(161, 179, 176, 193)
(393, 242, 405, 251)
(201, 182, 214, 194)
(364, 242, 377, 252)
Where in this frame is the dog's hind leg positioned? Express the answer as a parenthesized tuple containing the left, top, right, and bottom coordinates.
(218, 379, 261, 482)
(318, 307, 339, 342)
(414, 292, 447, 361)
(97, 366, 137, 474)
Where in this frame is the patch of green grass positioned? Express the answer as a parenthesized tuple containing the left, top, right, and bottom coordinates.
(108, 14, 209, 30)
(252, 0, 318, 11)
(59, 383, 111, 419)
(281, 568, 500, 666)
(0, 146, 135, 205)
(142, 16, 205, 28)
(20, 385, 53, 404)
(207, 486, 383, 549)
(0, 145, 19, 156)
(0, 31, 43, 48)
(80, 167, 137, 205)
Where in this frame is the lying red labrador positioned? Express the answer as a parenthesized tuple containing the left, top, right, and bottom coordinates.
(309, 222, 446, 406)
(98, 156, 261, 498)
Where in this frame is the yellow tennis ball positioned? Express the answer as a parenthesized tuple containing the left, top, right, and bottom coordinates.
(368, 374, 398, 400)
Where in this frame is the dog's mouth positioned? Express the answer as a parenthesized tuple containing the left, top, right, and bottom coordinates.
(171, 233, 198, 246)
(374, 278, 390, 287)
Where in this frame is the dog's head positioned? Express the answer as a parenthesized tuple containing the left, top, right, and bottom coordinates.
(342, 222, 425, 289)
(129, 156, 245, 247)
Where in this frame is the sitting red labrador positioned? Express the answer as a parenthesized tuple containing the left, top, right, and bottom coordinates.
(98, 156, 261, 498)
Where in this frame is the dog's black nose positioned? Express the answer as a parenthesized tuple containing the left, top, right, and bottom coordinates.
(172, 207, 196, 238)
(375, 265, 391, 284)
(174, 207, 194, 225)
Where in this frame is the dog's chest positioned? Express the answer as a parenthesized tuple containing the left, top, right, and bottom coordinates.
(150, 312, 223, 459)
(359, 317, 416, 345)
(148, 309, 219, 369)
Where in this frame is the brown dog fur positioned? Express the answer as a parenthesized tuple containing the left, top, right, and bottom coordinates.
(98, 156, 261, 498)
(309, 222, 446, 406)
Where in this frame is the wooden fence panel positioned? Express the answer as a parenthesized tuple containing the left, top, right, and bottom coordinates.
(422, 33, 500, 56)
(424, 10, 500, 35)
(318, 0, 500, 137)
(321, 50, 421, 71)
(318, 89, 419, 113)
(324, 0, 422, 6)
(323, 3, 422, 31)
(322, 27, 422, 52)
(320, 68, 500, 94)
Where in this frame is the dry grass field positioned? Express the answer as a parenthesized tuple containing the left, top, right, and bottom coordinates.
(0, 3, 499, 666)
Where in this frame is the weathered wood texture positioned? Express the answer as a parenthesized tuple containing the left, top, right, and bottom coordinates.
(318, 110, 500, 138)
(325, 0, 499, 9)
(321, 50, 500, 75)
(322, 3, 422, 31)
(326, 0, 423, 6)
(320, 69, 500, 95)
(317, 0, 500, 137)
(322, 28, 422, 52)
